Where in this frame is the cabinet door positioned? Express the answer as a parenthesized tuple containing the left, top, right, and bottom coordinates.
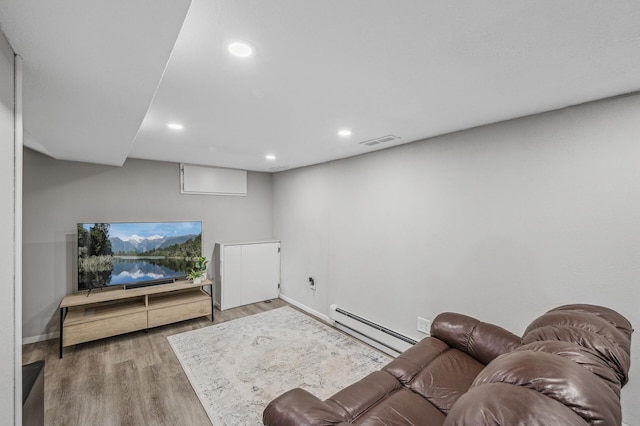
(241, 242, 280, 306)
(222, 245, 243, 309)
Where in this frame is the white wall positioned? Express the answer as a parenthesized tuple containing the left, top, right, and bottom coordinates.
(273, 94, 640, 425)
(273, 165, 332, 316)
(0, 30, 17, 425)
(22, 150, 274, 340)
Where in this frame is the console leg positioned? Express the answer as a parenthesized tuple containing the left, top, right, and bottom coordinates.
(59, 307, 64, 358)
(210, 283, 214, 322)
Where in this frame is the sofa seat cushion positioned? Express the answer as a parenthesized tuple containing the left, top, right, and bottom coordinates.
(409, 347, 484, 414)
(352, 388, 445, 426)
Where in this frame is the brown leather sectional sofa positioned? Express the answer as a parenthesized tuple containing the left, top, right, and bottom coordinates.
(263, 304, 633, 425)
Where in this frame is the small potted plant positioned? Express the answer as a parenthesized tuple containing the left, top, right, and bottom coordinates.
(187, 256, 208, 284)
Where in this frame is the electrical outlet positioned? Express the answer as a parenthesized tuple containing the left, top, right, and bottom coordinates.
(417, 317, 431, 334)
(308, 277, 316, 290)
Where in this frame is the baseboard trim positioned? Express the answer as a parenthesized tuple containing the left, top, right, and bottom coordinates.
(23, 332, 57, 345)
(278, 294, 331, 324)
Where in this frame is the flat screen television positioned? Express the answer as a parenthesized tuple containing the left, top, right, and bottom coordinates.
(77, 221, 202, 291)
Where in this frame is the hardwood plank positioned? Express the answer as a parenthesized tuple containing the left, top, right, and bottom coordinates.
(23, 298, 288, 426)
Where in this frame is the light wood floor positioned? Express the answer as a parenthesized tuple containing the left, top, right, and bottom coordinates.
(23, 299, 289, 426)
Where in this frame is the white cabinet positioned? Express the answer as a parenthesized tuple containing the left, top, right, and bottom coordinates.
(214, 241, 280, 310)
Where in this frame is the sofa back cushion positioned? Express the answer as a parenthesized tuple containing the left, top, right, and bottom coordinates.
(444, 382, 591, 426)
(383, 340, 485, 415)
(523, 304, 633, 386)
(470, 349, 620, 424)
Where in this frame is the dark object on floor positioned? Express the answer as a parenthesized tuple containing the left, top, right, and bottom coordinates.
(23, 360, 45, 426)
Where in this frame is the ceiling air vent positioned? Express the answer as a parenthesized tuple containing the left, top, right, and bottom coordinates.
(268, 166, 289, 172)
(359, 135, 401, 147)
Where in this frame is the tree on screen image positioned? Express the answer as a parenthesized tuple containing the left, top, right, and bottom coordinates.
(78, 223, 114, 288)
(89, 223, 112, 256)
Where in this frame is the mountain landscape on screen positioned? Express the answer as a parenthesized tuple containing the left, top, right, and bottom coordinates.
(110, 234, 198, 254)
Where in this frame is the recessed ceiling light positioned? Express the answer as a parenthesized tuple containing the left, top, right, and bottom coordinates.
(338, 129, 352, 137)
(228, 42, 254, 58)
(265, 154, 276, 160)
(167, 123, 183, 130)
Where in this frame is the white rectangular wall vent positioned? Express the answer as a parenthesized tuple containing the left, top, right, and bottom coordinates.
(359, 134, 401, 147)
(180, 163, 247, 196)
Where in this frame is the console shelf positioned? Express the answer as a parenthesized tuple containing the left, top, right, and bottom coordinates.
(59, 280, 213, 357)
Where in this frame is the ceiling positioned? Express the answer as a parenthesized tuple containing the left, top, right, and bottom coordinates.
(1, 1, 639, 172)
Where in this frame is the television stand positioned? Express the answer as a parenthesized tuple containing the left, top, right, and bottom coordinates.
(58, 279, 213, 358)
(124, 277, 176, 289)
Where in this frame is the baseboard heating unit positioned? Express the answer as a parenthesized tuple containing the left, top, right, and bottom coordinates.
(329, 304, 417, 357)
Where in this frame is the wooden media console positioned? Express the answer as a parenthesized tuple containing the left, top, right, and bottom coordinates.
(59, 279, 213, 357)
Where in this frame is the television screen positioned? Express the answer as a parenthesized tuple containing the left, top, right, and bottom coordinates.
(77, 221, 202, 290)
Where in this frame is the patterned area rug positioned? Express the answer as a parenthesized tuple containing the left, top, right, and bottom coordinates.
(168, 306, 392, 425)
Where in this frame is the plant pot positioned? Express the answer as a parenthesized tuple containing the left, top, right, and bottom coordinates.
(193, 276, 203, 284)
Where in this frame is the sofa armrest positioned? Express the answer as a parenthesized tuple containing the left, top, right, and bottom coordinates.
(431, 312, 521, 364)
(263, 388, 348, 426)
(382, 337, 449, 384)
(263, 371, 402, 425)
(325, 371, 401, 420)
